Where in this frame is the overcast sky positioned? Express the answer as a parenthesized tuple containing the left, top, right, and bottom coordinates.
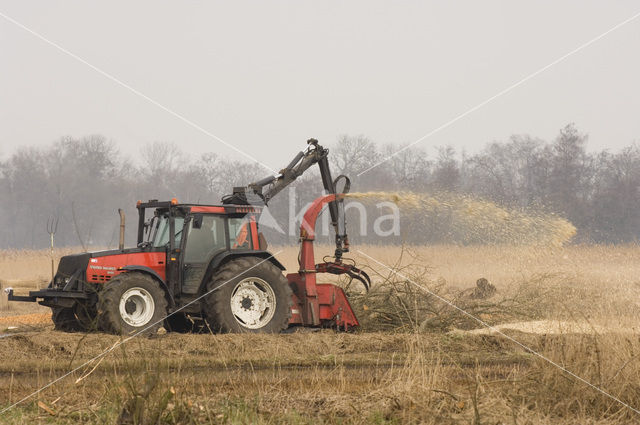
(1, 1, 639, 171)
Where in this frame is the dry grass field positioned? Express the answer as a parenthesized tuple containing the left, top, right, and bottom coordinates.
(1, 244, 640, 424)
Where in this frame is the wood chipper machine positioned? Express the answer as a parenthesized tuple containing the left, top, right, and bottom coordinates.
(7, 139, 370, 334)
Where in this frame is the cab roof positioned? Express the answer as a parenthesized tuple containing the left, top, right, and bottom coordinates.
(136, 199, 262, 214)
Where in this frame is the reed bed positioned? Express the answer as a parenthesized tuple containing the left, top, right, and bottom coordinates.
(1, 244, 639, 423)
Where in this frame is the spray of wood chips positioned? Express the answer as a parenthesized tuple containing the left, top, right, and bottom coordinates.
(346, 191, 576, 246)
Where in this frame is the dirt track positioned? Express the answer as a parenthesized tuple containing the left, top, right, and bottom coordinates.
(0, 313, 50, 327)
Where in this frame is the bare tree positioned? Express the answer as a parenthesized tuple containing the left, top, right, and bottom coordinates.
(383, 143, 431, 190)
(432, 146, 460, 191)
(330, 134, 380, 177)
(1, 127, 640, 248)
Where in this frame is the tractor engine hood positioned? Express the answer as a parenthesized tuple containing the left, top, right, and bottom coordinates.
(53, 248, 166, 288)
(84, 249, 167, 284)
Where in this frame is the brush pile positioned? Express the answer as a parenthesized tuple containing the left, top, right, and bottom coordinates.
(346, 248, 566, 332)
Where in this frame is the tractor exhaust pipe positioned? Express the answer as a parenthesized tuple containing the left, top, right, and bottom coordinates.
(118, 209, 125, 251)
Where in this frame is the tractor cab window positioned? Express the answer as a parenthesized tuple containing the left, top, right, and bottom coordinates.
(153, 216, 185, 247)
(184, 215, 226, 263)
(229, 217, 253, 250)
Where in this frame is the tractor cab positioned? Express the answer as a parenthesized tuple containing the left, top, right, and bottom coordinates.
(143, 203, 259, 253)
(135, 199, 277, 303)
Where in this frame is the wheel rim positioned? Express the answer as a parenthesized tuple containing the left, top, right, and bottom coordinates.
(119, 287, 155, 327)
(230, 277, 276, 329)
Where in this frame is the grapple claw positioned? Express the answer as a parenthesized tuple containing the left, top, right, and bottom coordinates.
(315, 262, 371, 292)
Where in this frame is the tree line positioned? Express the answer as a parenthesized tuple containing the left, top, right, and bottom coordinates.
(0, 124, 638, 249)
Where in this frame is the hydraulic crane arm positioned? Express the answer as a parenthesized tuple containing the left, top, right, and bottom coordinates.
(223, 139, 337, 204)
(222, 138, 351, 259)
(258, 139, 330, 204)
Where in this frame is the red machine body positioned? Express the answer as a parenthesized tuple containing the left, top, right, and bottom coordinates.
(85, 194, 363, 330)
(85, 252, 166, 283)
(286, 193, 361, 330)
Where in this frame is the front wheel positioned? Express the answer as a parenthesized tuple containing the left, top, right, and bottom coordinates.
(51, 302, 97, 332)
(202, 257, 292, 333)
(97, 272, 168, 335)
(51, 307, 83, 332)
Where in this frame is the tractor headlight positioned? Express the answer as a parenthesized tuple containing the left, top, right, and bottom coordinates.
(54, 276, 69, 288)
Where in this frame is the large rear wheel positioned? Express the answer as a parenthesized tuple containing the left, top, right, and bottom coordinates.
(97, 272, 168, 335)
(202, 257, 292, 333)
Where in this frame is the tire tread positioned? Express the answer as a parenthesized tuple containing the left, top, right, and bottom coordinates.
(203, 257, 292, 333)
(97, 272, 168, 335)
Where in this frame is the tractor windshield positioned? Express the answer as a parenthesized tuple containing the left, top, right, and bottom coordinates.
(152, 216, 185, 247)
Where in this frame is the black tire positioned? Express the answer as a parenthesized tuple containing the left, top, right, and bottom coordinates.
(164, 312, 196, 333)
(202, 257, 292, 333)
(97, 272, 168, 335)
(51, 307, 84, 332)
(74, 301, 99, 331)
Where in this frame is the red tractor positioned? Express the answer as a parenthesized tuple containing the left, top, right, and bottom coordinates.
(7, 140, 369, 334)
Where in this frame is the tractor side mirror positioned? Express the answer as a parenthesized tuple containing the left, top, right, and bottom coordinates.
(192, 214, 203, 229)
